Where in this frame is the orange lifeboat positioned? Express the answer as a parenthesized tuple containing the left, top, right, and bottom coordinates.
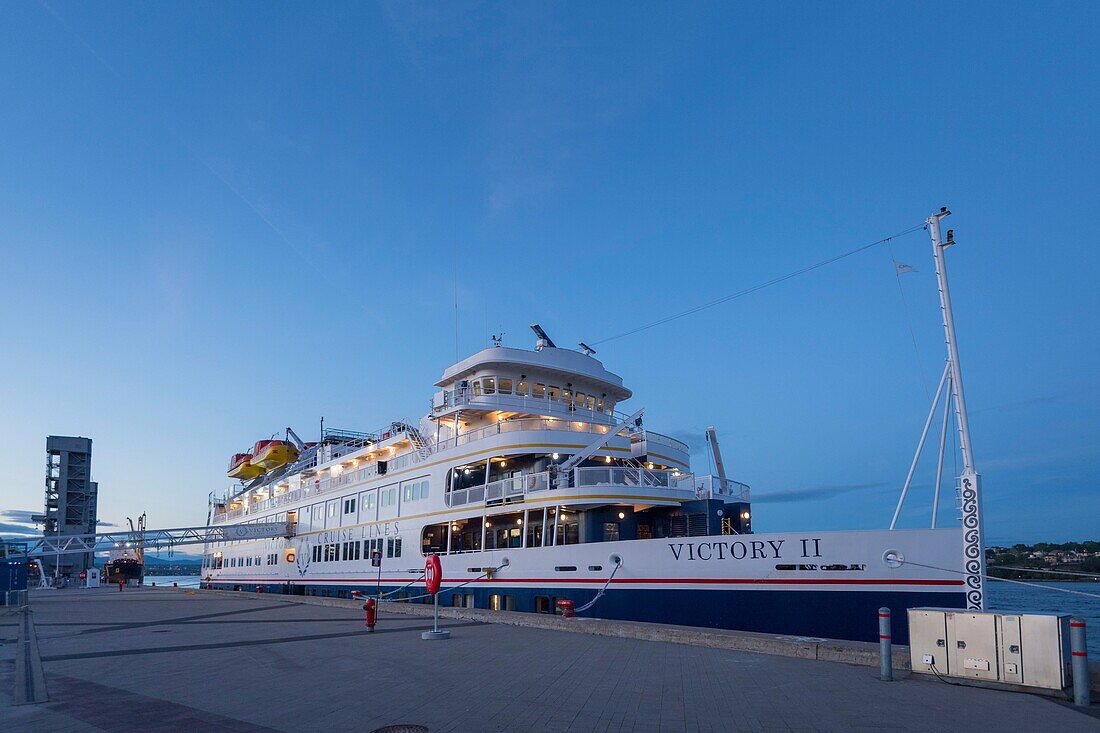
(251, 439, 299, 471)
(228, 452, 263, 481)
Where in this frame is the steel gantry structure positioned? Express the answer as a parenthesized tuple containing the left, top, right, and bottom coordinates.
(21, 521, 295, 559)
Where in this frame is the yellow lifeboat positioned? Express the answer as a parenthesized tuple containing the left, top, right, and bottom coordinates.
(227, 453, 263, 481)
(251, 439, 299, 471)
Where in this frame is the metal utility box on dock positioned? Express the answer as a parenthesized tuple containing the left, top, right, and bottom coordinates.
(908, 608, 1071, 690)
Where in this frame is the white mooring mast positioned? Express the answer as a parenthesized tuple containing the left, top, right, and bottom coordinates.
(889, 207, 986, 611)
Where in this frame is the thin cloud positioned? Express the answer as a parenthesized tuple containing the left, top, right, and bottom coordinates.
(971, 394, 1064, 415)
(754, 482, 890, 504)
(0, 509, 40, 523)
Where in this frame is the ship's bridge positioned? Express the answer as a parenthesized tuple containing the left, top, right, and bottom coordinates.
(431, 345, 632, 424)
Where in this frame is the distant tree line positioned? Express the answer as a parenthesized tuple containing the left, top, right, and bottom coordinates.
(986, 541, 1100, 581)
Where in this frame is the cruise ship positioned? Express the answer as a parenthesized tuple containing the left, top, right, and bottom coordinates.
(202, 322, 967, 644)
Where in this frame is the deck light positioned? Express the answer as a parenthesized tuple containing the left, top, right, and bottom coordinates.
(605, 455, 612, 464)
(647, 462, 654, 469)
(552, 453, 559, 460)
(485, 521, 491, 528)
(741, 511, 751, 520)
(617, 512, 625, 520)
(464, 468, 471, 475)
(516, 518, 523, 525)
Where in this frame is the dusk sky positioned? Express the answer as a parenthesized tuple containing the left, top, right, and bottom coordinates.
(1, 2, 1097, 546)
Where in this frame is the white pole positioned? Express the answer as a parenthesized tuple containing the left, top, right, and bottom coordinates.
(931, 377, 952, 529)
(889, 363, 949, 530)
(928, 208, 985, 610)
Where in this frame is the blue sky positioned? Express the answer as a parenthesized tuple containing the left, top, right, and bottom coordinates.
(1, 2, 1097, 545)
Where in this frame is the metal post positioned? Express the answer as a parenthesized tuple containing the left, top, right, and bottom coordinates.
(928, 208, 986, 610)
(879, 608, 893, 681)
(421, 592, 450, 640)
(1070, 618, 1090, 706)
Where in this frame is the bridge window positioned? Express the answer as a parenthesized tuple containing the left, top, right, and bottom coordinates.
(562, 388, 572, 404)
(533, 383, 546, 399)
(472, 380, 482, 397)
(483, 377, 495, 394)
(515, 379, 529, 396)
(498, 378, 512, 394)
(547, 385, 560, 401)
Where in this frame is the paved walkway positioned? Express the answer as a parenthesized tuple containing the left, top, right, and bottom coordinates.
(1, 587, 1096, 732)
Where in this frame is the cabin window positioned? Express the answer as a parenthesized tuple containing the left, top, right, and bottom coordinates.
(547, 385, 560, 401)
(421, 523, 449, 555)
(343, 498, 356, 515)
(554, 510, 580, 545)
(489, 594, 515, 611)
(526, 509, 545, 547)
(533, 383, 546, 399)
(515, 379, 528, 396)
(483, 377, 495, 394)
(386, 537, 402, 558)
(472, 380, 482, 397)
(498, 378, 512, 394)
(402, 479, 429, 502)
(328, 503, 337, 518)
(484, 511, 524, 549)
(603, 522, 620, 542)
(449, 517, 482, 553)
(575, 392, 586, 408)
(587, 395, 596, 410)
(562, 388, 572, 405)
(637, 524, 653, 540)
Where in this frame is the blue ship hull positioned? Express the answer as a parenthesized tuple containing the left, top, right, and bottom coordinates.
(212, 580, 966, 645)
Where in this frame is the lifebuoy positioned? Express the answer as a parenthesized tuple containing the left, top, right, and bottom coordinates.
(424, 554, 442, 595)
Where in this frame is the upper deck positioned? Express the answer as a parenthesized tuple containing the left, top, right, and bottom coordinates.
(210, 333, 744, 529)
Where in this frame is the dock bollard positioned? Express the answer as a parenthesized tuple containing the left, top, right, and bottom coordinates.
(878, 608, 893, 681)
(1070, 618, 1089, 707)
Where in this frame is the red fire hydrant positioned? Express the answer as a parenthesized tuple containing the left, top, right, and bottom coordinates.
(257, 585, 264, 593)
(364, 598, 377, 632)
(556, 599, 575, 618)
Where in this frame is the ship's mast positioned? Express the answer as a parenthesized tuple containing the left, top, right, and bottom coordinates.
(928, 207, 985, 610)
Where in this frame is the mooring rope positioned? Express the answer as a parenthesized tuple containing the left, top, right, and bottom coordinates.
(989, 565, 1100, 580)
(378, 561, 510, 604)
(574, 557, 624, 614)
(902, 559, 1100, 601)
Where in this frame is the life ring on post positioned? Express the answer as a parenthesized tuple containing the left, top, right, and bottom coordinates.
(424, 554, 442, 595)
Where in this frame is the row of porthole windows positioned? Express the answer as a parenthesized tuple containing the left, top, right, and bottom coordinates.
(469, 376, 614, 414)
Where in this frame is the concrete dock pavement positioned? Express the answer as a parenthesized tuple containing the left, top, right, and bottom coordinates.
(0, 587, 1097, 732)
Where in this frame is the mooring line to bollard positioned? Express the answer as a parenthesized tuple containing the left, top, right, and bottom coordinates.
(574, 557, 624, 615)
